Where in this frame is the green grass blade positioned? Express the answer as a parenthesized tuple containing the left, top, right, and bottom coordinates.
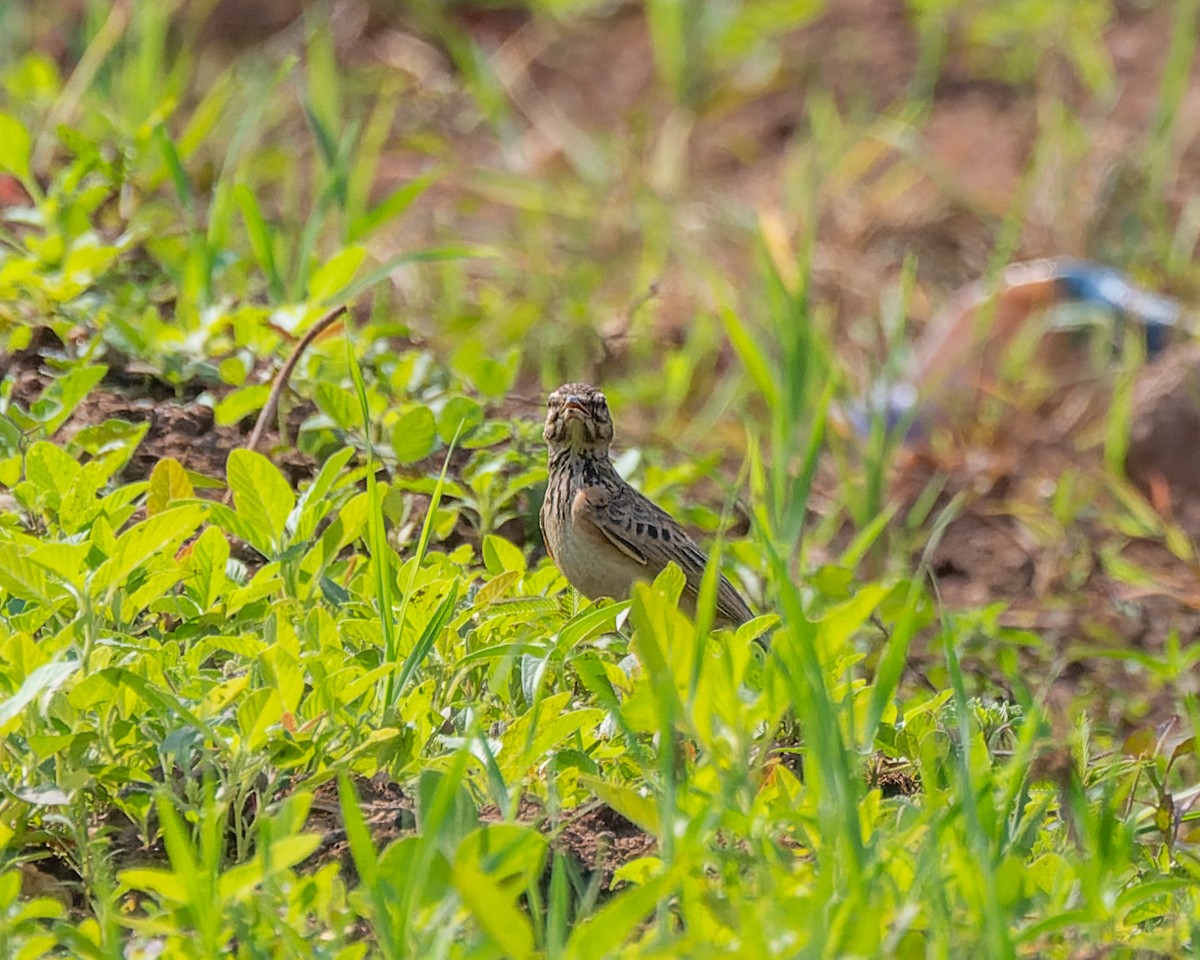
(344, 322, 398, 714)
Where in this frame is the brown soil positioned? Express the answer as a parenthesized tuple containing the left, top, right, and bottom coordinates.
(1, 330, 315, 486)
(306, 776, 655, 894)
(18, 773, 657, 912)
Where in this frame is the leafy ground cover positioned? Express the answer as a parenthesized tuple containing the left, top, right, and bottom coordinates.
(0, 0, 1198, 956)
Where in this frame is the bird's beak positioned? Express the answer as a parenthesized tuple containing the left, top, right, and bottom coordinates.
(563, 396, 586, 421)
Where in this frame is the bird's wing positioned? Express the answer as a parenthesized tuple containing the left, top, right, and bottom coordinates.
(573, 484, 752, 626)
(572, 484, 699, 570)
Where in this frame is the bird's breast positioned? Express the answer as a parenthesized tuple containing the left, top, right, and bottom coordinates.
(551, 524, 641, 601)
(543, 463, 642, 602)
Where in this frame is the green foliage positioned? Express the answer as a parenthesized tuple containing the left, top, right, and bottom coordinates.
(645, 0, 823, 108)
(907, 0, 1115, 92)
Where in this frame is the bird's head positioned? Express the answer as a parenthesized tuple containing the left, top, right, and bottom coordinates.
(544, 382, 614, 454)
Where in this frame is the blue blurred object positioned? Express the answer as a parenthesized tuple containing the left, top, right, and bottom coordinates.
(846, 258, 1183, 440)
(1051, 259, 1179, 357)
(845, 382, 920, 440)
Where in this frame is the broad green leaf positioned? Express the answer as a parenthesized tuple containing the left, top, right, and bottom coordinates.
(68, 668, 146, 716)
(298, 490, 370, 585)
(0, 637, 45, 690)
(199, 675, 251, 719)
(436, 397, 483, 443)
(629, 582, 687, 716)
(214, 384, 270, 427)
(556, 601, 629, 650)
(474, 570, 521, 605)
(0, 416, 20, 458)
(482, 534, 525, 576)
(417, 767, 479, 858)
(814, 583, 889, 665)
(809, 564, 855, 600)
(0, 548, 66, 605)
(0, 871, 19, 906)
(455, 824, 547, 893)
(147, 458, 194, 516)
(578, 777, 660, 835)
(126, 569, 187, 618)
(292, 446, 355, 542)
(237, 688, 283, 752)
(204, 501, 269, 557)
(517, 706, 604, 770)
(62, 239, 119, 282)
(89, 504, 206, 599)
(31, 364, 108, 436)
(309, 245, 365, 303)
(611, 856, 662, 887)
(226, 449, 295, 554)
(0, 453, 19, 487)
(564, 870, 675, 960)
(0, 112, 31, 183)
(298, 446, 355, 511)
(651, 560, 686, 607)
(1114, 877, 1196, 916)
(224, 566, 285, 615)
(218, 834, 322, 901)
(391, 406, 437, 464)
(315, 381, 360, 429)
(26, 542, 88, 591)
(106, 670, 212, 735)
(6, 52, 59, 102)
(213, 859, 265, 904)
(188, 635, 266, 664)
(0, 660, 80, 730)
(25, 441, 80, 501)
(460, 419, 511, 449)
(335, 663, 393, 708)
(260, 643, 303, 714)
(118, 868, 191, 904)
(217, 355, 249, 386)
(452, 861, 535, 960)
(184, 526, 230, 610)
(59, 458, 118, 534)
(89, 514, 117, 556)
(71, 418, 149, 457)
(451, 342, 520, 399)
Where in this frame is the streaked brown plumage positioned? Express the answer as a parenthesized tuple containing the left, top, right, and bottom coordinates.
(540, 382, 753, 627)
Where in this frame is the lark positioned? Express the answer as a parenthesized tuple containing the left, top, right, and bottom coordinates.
(540, 382, 753, 627)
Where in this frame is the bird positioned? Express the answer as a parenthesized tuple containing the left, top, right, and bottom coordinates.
(540, 382, 754, 628)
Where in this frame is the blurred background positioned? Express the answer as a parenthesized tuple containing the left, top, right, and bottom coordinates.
(5, 0, 1197, 392)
